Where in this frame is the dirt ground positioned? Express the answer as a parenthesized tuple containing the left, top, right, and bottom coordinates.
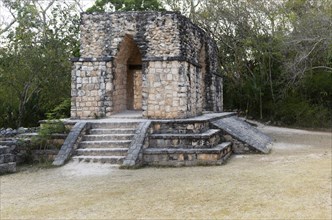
(0, 124, 331, 220)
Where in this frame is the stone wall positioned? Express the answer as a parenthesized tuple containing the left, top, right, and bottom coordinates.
(71, 11, 223, 119)
(71, 60, 113, 118)
(0, 145, 16, 174)
(143, 61, 187, 118)
(133, 69, 143, 110)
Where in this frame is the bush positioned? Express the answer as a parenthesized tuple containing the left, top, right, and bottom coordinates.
(45, 99, 71, 120)
(275, 95, 331, 128)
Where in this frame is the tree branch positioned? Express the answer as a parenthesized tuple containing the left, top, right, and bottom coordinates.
(309, 66, 332, 71)
(0, 19, 16, 35)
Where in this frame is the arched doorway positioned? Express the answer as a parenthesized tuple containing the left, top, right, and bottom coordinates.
(113, 35, 142, 113)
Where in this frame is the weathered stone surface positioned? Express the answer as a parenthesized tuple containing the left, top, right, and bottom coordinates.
(141, 114, 235, 166)
(122, 121, 151, 167)
(149, 129, 221, 148)
(0, 162, 16, 174)
(143, 142, 232, 166)
(71, 121, 140, 165)
(212, 116, 272, 154)
(53, 112, 274, 167)
(53, 122, 87, 166)
(0, 145, 16, 174)
(71, 11, 223, 119)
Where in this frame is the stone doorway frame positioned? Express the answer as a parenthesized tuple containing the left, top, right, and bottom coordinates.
(112, 34, 143, 115)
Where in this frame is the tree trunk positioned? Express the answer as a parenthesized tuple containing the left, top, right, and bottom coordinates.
(259, 88, 263, 120)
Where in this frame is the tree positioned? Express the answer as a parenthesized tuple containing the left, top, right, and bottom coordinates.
(87, 0, 164, 12)
(173, 0, 331, 126)
(0, 0, 80, 127)
(162, 0, 204, 23)
(282, 0, 332, 85)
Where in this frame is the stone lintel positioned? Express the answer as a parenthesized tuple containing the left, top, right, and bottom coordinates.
(70, 57, 113, 62)
(151, 112, 236, 124)
(142, 56, 201, 68)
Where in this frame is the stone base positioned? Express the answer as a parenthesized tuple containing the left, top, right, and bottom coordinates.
(143, 143, 232, 167)
(0, 162, 16, 174)
(0, 145, 16, 175)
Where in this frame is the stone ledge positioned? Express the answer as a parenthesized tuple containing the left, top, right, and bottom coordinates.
(212, 116, 272, 154)
(144, 142, 231, 155)
(0, 154, 15, 163)
(0, 145, 11, 154)
(0, 162, 16, 174)
(70, 57, 113, 62)
(90, 121, 140, 129)
(53, 122, 88, 166)
(122, 121, 151, 168)
(142, 56, 201, 67)
(143, 142, 232, 167)
(151, 112, 236, 123)
(149, 129, 220, 139)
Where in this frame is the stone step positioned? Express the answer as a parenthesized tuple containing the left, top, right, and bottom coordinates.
(79, 140, 132, 149)
(144, 142, 232, 154)
(149, 129, 222, 148)
(212, 116, 272, 154)
(151, 121, 210, 134)
(143, 142, 232, 166)
(90, 122, 139, 129)
(89, 128, 136, 135)
(83, 134, 134, 141)
(76, 148, 128, 156)
(72, 155, 125, 164)
(0, 140, 15, 146)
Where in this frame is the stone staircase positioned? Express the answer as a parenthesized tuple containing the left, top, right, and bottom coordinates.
(54, 112, 271, 167)
(143, 120, 233, 166)
(72, 122, 139, 164)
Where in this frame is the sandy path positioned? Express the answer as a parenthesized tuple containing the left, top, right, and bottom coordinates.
(0, 125, 331, 219)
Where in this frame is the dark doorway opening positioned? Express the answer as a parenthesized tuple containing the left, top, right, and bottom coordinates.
(113, 35, 143, 113)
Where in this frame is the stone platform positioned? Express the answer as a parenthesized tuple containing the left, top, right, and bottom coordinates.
(54, 112, 272, 167)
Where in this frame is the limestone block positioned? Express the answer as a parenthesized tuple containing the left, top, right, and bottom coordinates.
(197, 154, 219, 161)
(166, 74, 173, 81)
(0, 162, 16, 174)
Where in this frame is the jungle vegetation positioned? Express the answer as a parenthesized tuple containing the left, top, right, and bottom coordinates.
(0, 0, 331, 128)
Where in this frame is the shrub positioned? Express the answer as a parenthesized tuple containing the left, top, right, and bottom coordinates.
(275, 95, 331, 128)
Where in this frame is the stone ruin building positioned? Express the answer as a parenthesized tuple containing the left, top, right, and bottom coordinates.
(71, 11, 223, 119)
(52, 11, 271, 168)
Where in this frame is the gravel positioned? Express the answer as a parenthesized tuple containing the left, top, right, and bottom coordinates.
(0, 125, 331, 219)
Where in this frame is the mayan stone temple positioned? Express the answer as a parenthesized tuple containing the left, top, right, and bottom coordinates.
(53, 11, 271, 167)
(70, 11, 222, 119)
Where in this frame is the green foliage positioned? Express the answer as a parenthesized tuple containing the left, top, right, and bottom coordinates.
(0, 1, 79, 128)
(1, 0, 330, 129)
(275, 95, 331, 128)
(193, 0, 332, 128)
(27, 120, 68, 158)
(38, 121, 67, 139)
(87, 0, 164, 12)
(46, 99, 71, 120)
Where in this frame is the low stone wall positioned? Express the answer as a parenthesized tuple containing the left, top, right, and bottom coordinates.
(122, 121, 151, 168)
(53, 122, 88, 166)
(0, 145, 16, 174)
(0, 134, 66, 165)
(223, 134, 259, 154)
(150, 120, 209, 134)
